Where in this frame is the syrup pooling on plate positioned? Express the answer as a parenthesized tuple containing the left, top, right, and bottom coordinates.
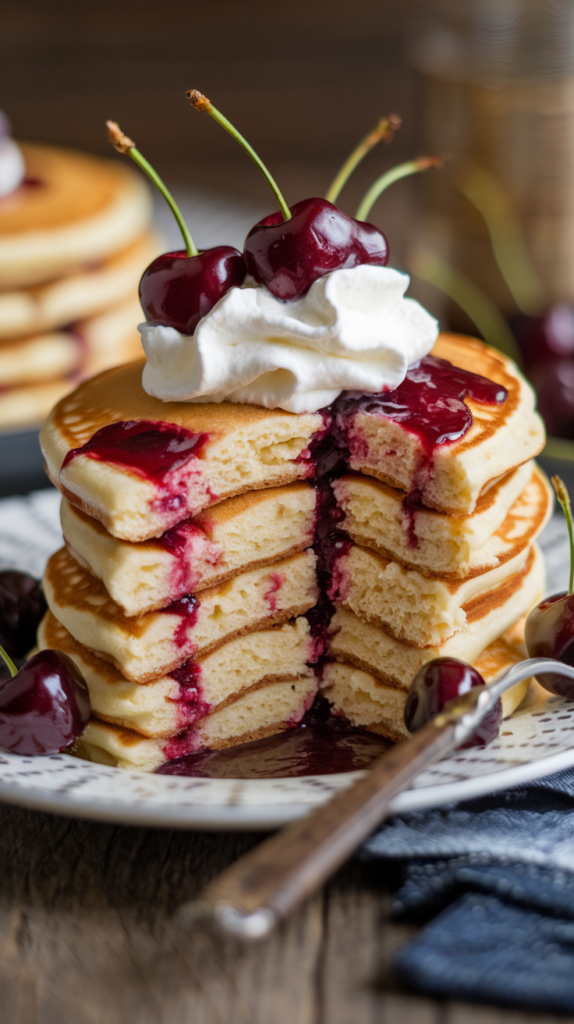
(156, 697, 391, 778)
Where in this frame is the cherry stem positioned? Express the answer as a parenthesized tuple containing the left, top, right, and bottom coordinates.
(186, 90, 291, 222)
(0, 644, 17, 679)
(106, 121, 198, 258)
(411, 246, 523, 366)
(355, 155, 446, 221)
(325, 114, 401, 205)
(456, 163, 547, 316)
(552, 475, 574, 595)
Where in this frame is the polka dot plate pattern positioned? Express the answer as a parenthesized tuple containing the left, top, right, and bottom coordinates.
(1, 489, 573, 831)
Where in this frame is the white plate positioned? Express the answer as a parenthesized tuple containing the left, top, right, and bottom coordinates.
(0, 489, 572, 831)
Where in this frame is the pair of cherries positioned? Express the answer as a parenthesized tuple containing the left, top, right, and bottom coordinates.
(0, 571, 90, 755)
(108, 95, 395, 337)
(406, 475, 574, 745)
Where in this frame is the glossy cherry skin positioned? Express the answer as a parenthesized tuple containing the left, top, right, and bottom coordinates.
(525, 592, 574, 697)
(0, 570, 47, 659)
(404, 657, 502, 747)
(0, 650, 90, 755)
(139, 246, 246, 335)
(243, 197, 389, 301)
(511, 305, 574, 372)
(530, 360, 574, 439)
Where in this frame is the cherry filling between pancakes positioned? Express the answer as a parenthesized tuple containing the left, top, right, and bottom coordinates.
(62, 419, 210, 517)
(59, 358, 507, 776)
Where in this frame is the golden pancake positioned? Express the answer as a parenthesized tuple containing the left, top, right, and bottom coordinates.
(43, 545, 318, 682)
(348, 334, 545, 514)
(322, 621, 533, 743)
(41, 361, 323, 541)
(61, 482, 316, 615)
(0, 232, 158, 339)
(38, 610, 314, 738)
(75, 675, 319, 771)
(0, 144, 151, 288)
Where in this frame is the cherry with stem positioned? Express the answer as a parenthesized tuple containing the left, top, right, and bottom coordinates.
(185, 90, 391, 300)
(107, 120, 245, 335)
(0, 641, 91, 755)
(324, 113, 401, 205)
(186, 91, 291, 221)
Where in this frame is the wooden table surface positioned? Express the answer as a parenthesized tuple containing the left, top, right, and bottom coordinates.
(0, 802, 564, 1024)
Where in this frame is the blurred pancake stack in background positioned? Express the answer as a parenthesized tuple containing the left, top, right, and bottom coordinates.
(0, 116, 156, 433)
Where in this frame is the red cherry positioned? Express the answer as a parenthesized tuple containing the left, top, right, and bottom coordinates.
(511, 305, 574, 372)
(243, 198, 389, 301)
(404, 657, 502, 747)
(139, 246, 246, 335)
(0, 570, 47, 659)
(525, 592, 574, 697)
(0, 650, 90, 755)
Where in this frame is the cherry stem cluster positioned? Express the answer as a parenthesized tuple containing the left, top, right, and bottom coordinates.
(355, 155, 446, 222)
(552, 475, 574, 595)
(106, 121, 198, 258)
(187, 90, 291, 223)
(0, 644, 17, 679)
(325, 113, 401, 205)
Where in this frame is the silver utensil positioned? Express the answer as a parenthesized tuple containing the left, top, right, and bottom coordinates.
(178, 658, 574, 941)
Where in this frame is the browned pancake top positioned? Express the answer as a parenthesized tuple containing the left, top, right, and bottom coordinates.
(428, 334, 529, 457)
(50, 360, 319, 454)
(464, 547, 535, 624)
(0, 144, 139, 236)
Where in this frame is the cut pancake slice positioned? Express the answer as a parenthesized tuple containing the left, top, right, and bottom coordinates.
(0, 232, 158, 339)
(322, 622, 533, 743)
(38, 610, 314, 738)
(74, 675, 319, 771)
(329, 546, 544, 690)
(333, 535, 543, 647)
(43, 545, 318, 682)
(333, 460, 541, 577)
(0, 144, 151, 289)
(40, 360, 323, 541)
(60, 482, 316, 616)
(344, 334, 545, 514)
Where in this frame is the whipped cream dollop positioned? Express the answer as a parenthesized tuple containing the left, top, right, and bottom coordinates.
(140, 265, 439, 414)
(0, 112, 25, 198)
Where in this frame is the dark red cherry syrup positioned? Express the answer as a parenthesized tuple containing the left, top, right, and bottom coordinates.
(332, 354, 507, 455)
(62, 420, 210, 519)
(156, 696, 390, 778)
(62, 419, 208, 480)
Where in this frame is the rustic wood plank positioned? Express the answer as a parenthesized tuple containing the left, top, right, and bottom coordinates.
(0, 801, 567, 1024)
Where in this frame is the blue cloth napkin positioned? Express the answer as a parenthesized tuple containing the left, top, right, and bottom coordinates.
(361, 767, 574, 1013)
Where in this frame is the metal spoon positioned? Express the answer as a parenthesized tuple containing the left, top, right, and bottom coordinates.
(178, 658, 574, 941)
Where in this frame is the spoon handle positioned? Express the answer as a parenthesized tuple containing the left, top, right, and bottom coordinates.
(179, 716, 456, 940)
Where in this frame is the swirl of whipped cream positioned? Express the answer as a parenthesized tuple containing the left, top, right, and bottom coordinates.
(0, 111, 25, 198)
(140, 265, 439, 414)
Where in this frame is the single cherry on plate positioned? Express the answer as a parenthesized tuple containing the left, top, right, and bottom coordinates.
(0, 570, 47, 659)
(404, 657, 502, 747)
(525, 475, 574, 695)
(106, 120, 245, 335)
(0, 645, 90, 755)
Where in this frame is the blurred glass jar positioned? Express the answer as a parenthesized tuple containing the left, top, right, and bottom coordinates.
(410, 0, 574, 316)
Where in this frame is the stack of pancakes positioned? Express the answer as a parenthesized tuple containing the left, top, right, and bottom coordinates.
(39, 362, 325, 769)
(321, 335, 550, 740)
(0, 143, 156, 430)
(37, 333, 548, 771)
